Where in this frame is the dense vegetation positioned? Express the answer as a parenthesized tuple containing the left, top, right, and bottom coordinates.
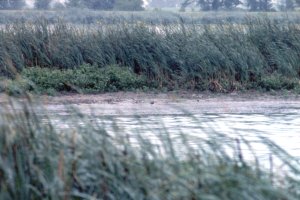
(0, 0, 144, 11)
(181, 0, 299, 11)
(0, 10, 300, 25)
(0, 8, 299, 199)
(0, 98, 299, 199)
(0, 0, 26, 9)
(0, 65, 150, 95)
(0, 17, 300, 94)
(66, 0, 144, 11)
(1, 0, 300, 11)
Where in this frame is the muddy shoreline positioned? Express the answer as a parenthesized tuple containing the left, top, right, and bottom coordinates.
(1, 91, 300, 115)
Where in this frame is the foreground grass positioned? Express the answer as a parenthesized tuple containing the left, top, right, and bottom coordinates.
(0, 98, 300, 199)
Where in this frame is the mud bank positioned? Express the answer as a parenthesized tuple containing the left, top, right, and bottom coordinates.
(1, 91, 300, 115)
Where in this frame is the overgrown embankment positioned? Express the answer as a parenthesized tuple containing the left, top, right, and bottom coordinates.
(1, 17, 300, 94)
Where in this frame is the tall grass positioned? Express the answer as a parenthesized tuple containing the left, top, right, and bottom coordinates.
(0, 97, 300, 199)
(1, 17, 300, 91)
(0, 10, 300, 24)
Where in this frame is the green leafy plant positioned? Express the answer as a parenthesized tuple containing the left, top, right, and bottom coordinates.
(259, 73, 299, 91)
(22, 65, 148, 93)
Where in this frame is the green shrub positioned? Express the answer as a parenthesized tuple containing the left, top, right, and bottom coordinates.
(259, 73, 300, 91)
(0, 77, 33, 96)
(22, 65, 148, 93)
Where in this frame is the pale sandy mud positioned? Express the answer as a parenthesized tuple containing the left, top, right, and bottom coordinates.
(1, 91, 300, 115)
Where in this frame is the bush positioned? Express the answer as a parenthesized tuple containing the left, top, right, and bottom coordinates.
(22, 65, 148, 93)
(259, 73, 300, 91)
(0, 77, 33, 96)
(114, 0, 144, 11)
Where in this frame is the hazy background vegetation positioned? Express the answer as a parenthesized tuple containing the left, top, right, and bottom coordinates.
(0, 0, 299, 11)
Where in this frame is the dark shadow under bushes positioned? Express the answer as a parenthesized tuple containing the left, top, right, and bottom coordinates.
(0, 17, 300, 93)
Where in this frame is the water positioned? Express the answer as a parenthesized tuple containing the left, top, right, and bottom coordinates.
(110, 114, 300, 160)
(48, 110, 300, 170)
(3, 97, 299, 171)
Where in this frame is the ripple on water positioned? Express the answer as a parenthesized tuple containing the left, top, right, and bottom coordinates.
(48, 113, 300, 170)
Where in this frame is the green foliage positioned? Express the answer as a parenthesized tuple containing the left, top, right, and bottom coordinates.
(259, 73, 299, 91)
(22, 67, 70, 92)
(0, 100, 299, 199)
(114, 0, 144, 11)
(0, 18, 300, 93)
(22, 65, 148, 93)
(0, 0, 26, 10)
(246, 0, 273, 11)
(34, 0, 52, 9)
(84, 0, 115, 10)
(0, 77, 33, 96)
(181, 0, 274, 11)
(278, 0, 296, 10)
(0, 34, 24, 78)
(181, 0, 241, 11)
(65, 0, 83, 8)
(66, 0, 144, 10)
(1, 10, 300, 25)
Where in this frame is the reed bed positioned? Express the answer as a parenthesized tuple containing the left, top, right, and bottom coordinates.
(0, 10, 300, 25)
(1, 17, 300, 93)
(0, 98, 299, 199)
